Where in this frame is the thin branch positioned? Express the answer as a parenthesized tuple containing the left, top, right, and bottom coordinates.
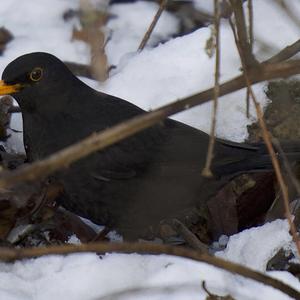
(172, 219, 209, 252)
(230, 0, 254, 118)
(229, 14, 300, 256)
(229, 0, 258, 68)
(202, 281, 231, 299)
(0, 60, 300, 189)
(247, 0, 254, 47)
(245, 83, 250, 117)
(250, 88, 300, 256)
(263, 39, 300, 64)
(230, 13, 250, 118)
(246, 0, 253, 117)
(271, 138, 300, 214)
(202, 0, 221, 177)
(229, 17, 249, 119)
(256, 97, 300, 256)
(92, 226, 110, 242)
(138, 0, 167, 51)
(0, 242, 299, 299)
(274, 0, 300, 29)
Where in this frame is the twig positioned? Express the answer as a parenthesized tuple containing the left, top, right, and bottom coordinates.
(250, 87, 300, 256)
(229, 0, 258, 68)
(92, 226, 110, 242)
(260, 104, 300, 257)
(202, 281, 232, 299)
(172, 219, 209, 253)
(0, 60, 300, 189)
(229, 17, 250, 118)
(229, 14, 300, 256)
(138, 0, 167, 51)
(271, 138, 300, 214)
(247, 0, 254, 47)
(0, 242, 299, 298)
(229, 12, 249, 118)
(263, 39, 300, 64)
(202, 0, 221, 177)
(246, 0, 253, 117)
(274, 0, 300, 29)
(230, 0, 255, 117)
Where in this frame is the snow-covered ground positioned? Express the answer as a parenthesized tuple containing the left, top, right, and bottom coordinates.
(0, 0, 299, 299)
(0, 220, 298, 300)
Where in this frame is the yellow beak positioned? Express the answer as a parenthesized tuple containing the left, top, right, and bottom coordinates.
(0, 80, 22, 95)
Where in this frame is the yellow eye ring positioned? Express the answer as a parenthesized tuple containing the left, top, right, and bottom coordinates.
(29, 67, 43, 82)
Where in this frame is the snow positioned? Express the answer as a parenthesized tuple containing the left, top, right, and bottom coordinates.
(193, 0, 215, 15)
(0, 0, 89, 67)
(252, 1, 300, 60)
(0, 221, 299, 300)
(101, 25, 266, 142)
(100, 0, 300, 142)
(0, 0, 299, 299)
(218, 219, 293, 271)
(106, 1, 180, 66)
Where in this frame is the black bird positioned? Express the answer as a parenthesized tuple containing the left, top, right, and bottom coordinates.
(0, 52, 299, 239)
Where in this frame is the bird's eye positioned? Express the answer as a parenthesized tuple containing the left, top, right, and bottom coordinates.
(29, 67, 43, 82)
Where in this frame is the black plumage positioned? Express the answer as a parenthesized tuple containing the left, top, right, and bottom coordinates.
(1, 52, 299, 238)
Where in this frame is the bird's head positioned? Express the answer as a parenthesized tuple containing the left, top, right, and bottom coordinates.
(0, 52, 79, 113)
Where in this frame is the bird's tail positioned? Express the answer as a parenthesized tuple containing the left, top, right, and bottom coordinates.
(212, 140, 300, 178)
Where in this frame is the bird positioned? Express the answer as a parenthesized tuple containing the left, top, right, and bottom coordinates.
(0, 52, 299, 239)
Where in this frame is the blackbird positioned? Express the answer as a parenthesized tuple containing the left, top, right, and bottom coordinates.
(0, 52, 299, 239)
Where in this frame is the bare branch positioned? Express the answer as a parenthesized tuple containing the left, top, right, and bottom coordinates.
(246, 0, 254, 117)
(247, 0, 254, 47)
(263, 39, 300, 64)
(138, 0, 167, 51)
(271, 137, 300, 216)
(229, 11, 300, 256)
(229, 0, 258, 67)
(172, 219, 209, 252)
(250, 86, 300, 255)
(274, 0, 300, 29)
(202, 0, 221, 177)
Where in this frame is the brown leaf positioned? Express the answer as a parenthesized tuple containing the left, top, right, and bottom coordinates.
(208, 172, 275, 239)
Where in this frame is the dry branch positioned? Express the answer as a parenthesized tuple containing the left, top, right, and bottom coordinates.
(138, 0, 167, 51)
(274, 0, 300, 29)
(0, 242, 299, 299)
(0, 60, 300, 189)
(264, 39, 300, 64)
(272, 137, 300, 208)
(202, 0, 221, 177)
(246, 0, 254, 117)
(229, 0, 257, 67)
(229, 6, 300, 255)
(230, 0, 254, 117)
(172, 219, 209, 252)
(247, 0, 254, 47)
